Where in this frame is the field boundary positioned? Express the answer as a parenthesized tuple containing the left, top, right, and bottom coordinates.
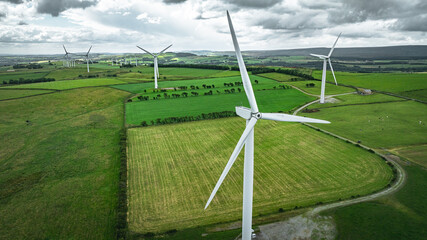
(0, 90, 58, 101)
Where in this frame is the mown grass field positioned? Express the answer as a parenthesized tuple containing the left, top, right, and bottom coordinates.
(1, 78, 126, 90)
(391, 145, 427, 168)
(125, 88, 314, 125)
(127, 117, 392, 234)
(257, 72, 298, 82)
(398, 89, 427, 102)
(0, 87, 128, 239)
(303, 100, 427, 148)
(312, 71, 427, 93)
(0, 89, 53, 100)
(285, 80, 354, 95)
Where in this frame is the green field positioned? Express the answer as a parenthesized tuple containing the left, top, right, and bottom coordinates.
(398, 89, 427, 102)
(0, 89, 54, 100)
(2, 78, 126, 90)
(391, 145, 427, 168)
(324, 164, 427, 240)
(257, 72, 298, 82)
(125, 88, 314, 125)
(0, 71, 50, 83)
(45, 66, 112, 80)
(0, 87, 128, 239)
(303, 101, 427, 148)
(286, 80, 354, 95)
(312, 71, 427, 93)
(127, 117, 392, 233)
(306, 92, 404, 109)
(113, 75, 282, 94)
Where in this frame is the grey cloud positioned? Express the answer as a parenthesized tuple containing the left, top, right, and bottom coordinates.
(299, 0, 338, 10)
(18, 21, 28, 25)
(225, 0, 282, 9)
(256, 13, 326, 31)
(36, 0, 98, 17)
(163, 0, 186, 4)
(0, 0, 24, 4)
(393, 15, 427, 32)
(0, 12, 6, 19)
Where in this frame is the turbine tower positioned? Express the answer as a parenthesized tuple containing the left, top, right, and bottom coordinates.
(310, 33, 341, 103)
(204, 11, 331, 240)
(136, 44, 172, 89)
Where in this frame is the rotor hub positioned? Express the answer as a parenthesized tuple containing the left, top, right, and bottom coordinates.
(252, 112, 262, 119)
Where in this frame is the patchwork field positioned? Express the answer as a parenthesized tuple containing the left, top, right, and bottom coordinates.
(127, 117, 392, 234)
(0, 87, 128, 239)
(2, 78, 126, 90)
(306, 92, 404, 109)
(312, 71, 427, 94)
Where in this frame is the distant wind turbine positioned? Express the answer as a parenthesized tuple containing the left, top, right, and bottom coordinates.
(77, 46, 93, 73)
(136, 44, 172, 89)
(63, 45, 71, 67)
(310, 33, 341, 103)
(204, 11, 331, 240)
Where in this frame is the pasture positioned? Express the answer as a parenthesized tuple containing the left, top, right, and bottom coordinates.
(0, 87, 128, 239)
(306, 92, 403, 109)
(0, 89, 53, 100)
(303, 100, 427, 148)
(127, 117, 392, 233)
(0, 71, 49, 83)
(1, 78, 126, 90)
(312, 71, 427, 94)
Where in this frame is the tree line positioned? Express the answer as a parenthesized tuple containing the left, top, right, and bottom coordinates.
(140, 111, 237, 126)
(3, 77, 55, 85)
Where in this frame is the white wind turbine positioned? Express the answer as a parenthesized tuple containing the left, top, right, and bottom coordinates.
(63, 45, 71, 67)
(204, 11, 331, 240)
(77, 46, 93, 73)
(136, 44, 172, 89)
(310, 33, 341, 103)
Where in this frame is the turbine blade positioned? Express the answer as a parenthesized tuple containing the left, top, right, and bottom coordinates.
(261, 113, 330, 124)
(136, 46, 155, 56)
(328, 33, 341, 57)
(328, 58, 338, 85)
(87, 46, 92, 55)
(159, 44, 173, 54)
(310, 53, 326, 59)
(63, 45, 68, 53)
(205, 118, 258, 209)
(227, 11, 259, 113)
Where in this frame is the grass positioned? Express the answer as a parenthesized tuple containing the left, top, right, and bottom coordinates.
(113, 75, 282, 94)
(45, 66, 111, 80)
(398, 89, 427, 102)
(323, 164, 427, 240)
(127, 117, 392, 234)
(391, 145, 427, 168)
(0, 89, 53, 100)
(284, 80, 355, 95)
(301, 101, 427, 148)
(312, 71, 427, 93)
(2, 78, 126, 90)
(125, 88, 314, 125)
(0, 87, 128, 239)
(0, 71, 50, 83)
(306, 92, 403, 109)
(257, 72, 298, 82)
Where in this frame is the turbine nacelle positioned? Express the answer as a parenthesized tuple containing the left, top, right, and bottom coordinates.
(310, 53, 328, 59)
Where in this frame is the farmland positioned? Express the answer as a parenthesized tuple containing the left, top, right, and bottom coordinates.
(0, 59, 425, 240)
(312, 71, 427, 94)
(0, 89, 54, 100)
(2, 78, 126, 90)
(0, 87, 128, 239)
(127, 118, 392, 233)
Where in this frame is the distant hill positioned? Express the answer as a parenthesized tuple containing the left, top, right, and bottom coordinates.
(212, 45, 427, 59)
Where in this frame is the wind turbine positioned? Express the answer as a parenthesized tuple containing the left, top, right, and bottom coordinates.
(204, 11, 331, 240)
(136, 44, 172, 89)
(310, 33, 341, 103)
(63, 45, 71, 67)
(77, 46, 93, 73)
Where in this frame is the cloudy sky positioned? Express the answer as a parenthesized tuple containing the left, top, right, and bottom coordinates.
(0, 0, 426, 54)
